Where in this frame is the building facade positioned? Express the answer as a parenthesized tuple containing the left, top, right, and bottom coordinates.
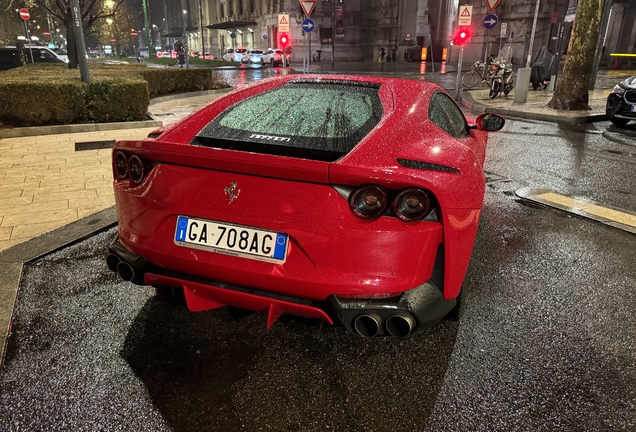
(154, 0, 636, 69)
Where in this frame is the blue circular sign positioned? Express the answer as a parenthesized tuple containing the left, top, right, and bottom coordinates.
(483, 14, 498, 30)
(302, 18, 315, 33)
(263, 34, 268, 40)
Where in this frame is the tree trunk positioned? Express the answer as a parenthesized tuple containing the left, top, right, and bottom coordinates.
(547, 0, 603, 110)
(65, 14, 79, 69)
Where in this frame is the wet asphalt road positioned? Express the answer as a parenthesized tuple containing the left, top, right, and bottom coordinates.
(1, 71, 636, 430)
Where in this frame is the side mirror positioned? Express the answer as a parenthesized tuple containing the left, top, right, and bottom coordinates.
(473, 113, 505, 131)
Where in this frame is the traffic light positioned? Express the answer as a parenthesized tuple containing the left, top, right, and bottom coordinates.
(452, 27, 470, 46)
(279, 33, 289, 49)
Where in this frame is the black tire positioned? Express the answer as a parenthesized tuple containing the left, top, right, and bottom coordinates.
(489, 81, 500, 99)
(532, 81, 539, 90)
(270, 59, 275, 67)
(461, 70, 480, 88)
(610, 117, 630, 127)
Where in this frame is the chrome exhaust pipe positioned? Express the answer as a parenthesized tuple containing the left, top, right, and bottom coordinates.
(106, 254, 121, 272)
(116, 261, 135, 282)
(353, 313, 381, 337)
(385, 313, 415, 337)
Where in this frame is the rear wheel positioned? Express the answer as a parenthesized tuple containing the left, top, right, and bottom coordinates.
(270, 59, 275, 67)
(489, 81, 501, 99)
(610, 117, 630, 127)
(461, 70, 480, 88)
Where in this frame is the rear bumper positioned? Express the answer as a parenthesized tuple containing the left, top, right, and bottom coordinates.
(107, 235, 455, 337)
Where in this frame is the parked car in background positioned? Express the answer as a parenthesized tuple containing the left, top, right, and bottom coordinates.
(606, 75, 636, 127)
(248, 49, 264, 65)
(262, 48, 288, 67)
(0, 45, 67, 70)
(107, 75, 505, 338)
(222, 47, 247, 63)
(0, 47, 25, 70)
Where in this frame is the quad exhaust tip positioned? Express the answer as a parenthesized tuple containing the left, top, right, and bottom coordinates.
(116, 260, 135, 282)
(353, 313, 381, 337)
(106, 254, 120, 273)
(385, 313, 415, 337)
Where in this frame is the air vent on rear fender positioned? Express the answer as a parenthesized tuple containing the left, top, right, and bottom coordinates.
(396, 158, 460, 174)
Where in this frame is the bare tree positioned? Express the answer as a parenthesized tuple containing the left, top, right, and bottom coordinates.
(33, 0, 125, 68)
(547, 0, 604, 110)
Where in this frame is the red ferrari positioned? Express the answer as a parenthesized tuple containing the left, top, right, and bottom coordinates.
(107, 75, 504, 337)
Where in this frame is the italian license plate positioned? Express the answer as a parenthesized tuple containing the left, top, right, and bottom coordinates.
(174, 216, 288, 263)
(631, 105, 636, 113)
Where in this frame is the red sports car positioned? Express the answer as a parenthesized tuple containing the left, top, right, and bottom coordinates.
(107, 75, 504, 337)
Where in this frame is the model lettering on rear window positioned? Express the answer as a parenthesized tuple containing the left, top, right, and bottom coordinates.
(191, 81, 383, 162)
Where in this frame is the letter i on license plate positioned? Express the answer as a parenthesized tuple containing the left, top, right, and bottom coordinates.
(174, 216, 288, 263)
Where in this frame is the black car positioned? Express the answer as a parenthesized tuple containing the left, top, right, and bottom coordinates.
(606, 75, 636, 127)
(0, 47, 25, 70)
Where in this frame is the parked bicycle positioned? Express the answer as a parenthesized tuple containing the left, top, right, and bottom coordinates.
(461, 61, 490, 88)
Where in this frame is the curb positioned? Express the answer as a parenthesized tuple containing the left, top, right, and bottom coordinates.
(0, 119, 163, 139)
(461, 91, 608, 125)
(0, 207, 118, 368)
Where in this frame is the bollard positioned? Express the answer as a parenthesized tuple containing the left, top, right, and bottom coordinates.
(513, 67, 532, 104)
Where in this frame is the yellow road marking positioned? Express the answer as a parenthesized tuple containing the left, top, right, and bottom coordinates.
(536, 192, 636, 228)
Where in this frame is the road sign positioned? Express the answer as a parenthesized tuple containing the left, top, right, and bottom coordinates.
(552, 12, 558, 23)
(299, 0, 316, 17)
(278, 14, 290, 32)
(19, 8, 30, 21)
(483, 14, 498, 30)
(302, 18, 315, 33)
(458, 6, 472, 26)
(500, 22, 507, 38)
(131, 30, 138, 37)
(43, 30, 51, 37)
(263, 34, 268, 40)
(484, 0, 500, 13)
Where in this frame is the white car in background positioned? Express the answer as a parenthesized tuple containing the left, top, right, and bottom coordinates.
(262, 48, 288, 67)
(247, 49, 264, 65)
(223, 47, 247, 62)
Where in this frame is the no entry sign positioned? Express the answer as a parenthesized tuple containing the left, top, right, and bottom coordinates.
(43, 30, 51, 37)
(19, 8, 30, 21)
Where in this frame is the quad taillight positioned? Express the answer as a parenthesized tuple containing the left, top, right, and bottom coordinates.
(348, 185, 433, 222)
(114, 151, 148, 184)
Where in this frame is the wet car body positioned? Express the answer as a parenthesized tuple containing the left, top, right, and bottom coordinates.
(107, 75, 503, 337)
(606, 75, 636, 127)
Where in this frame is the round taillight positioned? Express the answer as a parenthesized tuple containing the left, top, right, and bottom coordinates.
(128, 155, 145, 184)
(114, 151, 128, 179)
(392, 188, 431, 222)
(349, 185, 388, 219)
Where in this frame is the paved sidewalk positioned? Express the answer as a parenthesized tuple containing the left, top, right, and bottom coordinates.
(462, 87, 611, 124)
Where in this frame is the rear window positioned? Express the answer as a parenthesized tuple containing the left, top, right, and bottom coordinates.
(251, 50, 263, 54)
(192, 80, 383, 162)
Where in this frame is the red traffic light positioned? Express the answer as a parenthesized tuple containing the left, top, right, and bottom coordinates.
(279, 33, 289, 48)
(453, 27, 470, 45)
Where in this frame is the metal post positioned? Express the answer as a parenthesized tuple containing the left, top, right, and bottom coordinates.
(428, 32, 435, 73)
(162, 0, 170, 49)
(141, 0, 153, 56)
(22, 21, 34, 63)
(70, 0, 89, 82)
(525, 0, 541, 67)
(454, 45, 464, 101)
(589, 0, 613, 90)
(198, 0, 205, 57)
(550, 23, 564, 92)
(331, 1, 335, 68)
(180, 0, 189, 68)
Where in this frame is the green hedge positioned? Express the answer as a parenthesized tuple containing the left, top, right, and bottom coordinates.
(0, 63, 227, 126)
